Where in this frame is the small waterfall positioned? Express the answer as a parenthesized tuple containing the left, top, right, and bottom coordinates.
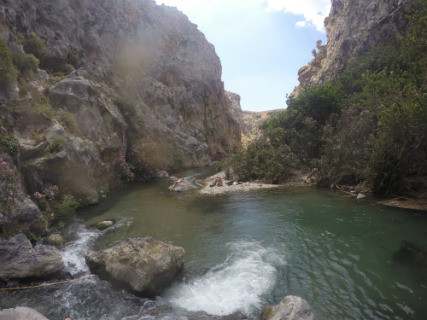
(60, 223, 102, 276)
(164, 241, 285, 316)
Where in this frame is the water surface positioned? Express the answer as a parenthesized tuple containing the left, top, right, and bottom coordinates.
(1, 173, 426, 319)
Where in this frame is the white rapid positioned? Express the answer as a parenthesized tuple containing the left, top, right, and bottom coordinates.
(60, 223, 102, 275)
(164, 241, 285, 316)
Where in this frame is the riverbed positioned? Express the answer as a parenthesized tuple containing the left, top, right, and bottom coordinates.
(1, 170, 426, 319)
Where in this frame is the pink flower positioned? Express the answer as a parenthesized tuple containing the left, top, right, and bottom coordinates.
(0, 161, 6, 167)
(50, 212, 54, 217)
(7, 197, 13, 202)
(5, 169, 13, 175)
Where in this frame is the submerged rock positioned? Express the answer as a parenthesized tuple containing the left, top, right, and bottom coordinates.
(261, 295, 314, 320)
(85, 237, 185, 297)
(393, 240, 427, 267)
(0, 233, 68, 281)
(0, 307, 50, 320)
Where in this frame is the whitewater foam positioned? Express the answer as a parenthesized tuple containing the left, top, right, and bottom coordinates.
(61, 224, 102, 275)
(165, 241, 285, 316)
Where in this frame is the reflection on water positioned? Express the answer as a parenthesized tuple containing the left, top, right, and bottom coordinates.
(1, 172, 426, 320)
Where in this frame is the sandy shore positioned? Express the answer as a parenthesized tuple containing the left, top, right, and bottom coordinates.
(197, 171, 312, 195)
(199, 181, 279, 195)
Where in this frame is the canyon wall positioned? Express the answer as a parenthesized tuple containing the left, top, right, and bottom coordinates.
(0, 0, 240, 231)
(297, 0, 413, 87)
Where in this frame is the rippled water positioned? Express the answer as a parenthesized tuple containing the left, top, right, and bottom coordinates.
(1, 171, 426, 319)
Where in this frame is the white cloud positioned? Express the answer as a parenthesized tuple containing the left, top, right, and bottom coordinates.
(295, 21, 307, 28)
(262, 0, 330, 31)
(155, 0, 331, 32)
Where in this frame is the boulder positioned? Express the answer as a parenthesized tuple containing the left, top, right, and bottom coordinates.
(261, 295, 314, 320)
(0, 233, 69, 281)
(156, 170, 169, 179)
(356, 193, 366, 199)
(94, 220, 114, 230)
(85, 237, 185, 297)
(0, 307, 49, 320)
(46, 233, 66, 245)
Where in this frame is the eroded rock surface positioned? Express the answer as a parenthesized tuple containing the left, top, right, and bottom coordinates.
(261, 295, 314, 320)
(297, 0, 413, 88)
(0, 233, 68, 280)
(0, 307, 50, 320)
(85, 237, 185, 297)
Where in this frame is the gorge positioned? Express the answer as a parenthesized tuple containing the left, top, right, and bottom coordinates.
(1, 0, 426, 319)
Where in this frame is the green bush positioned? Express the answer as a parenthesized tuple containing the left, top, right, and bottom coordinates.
(55, 194, 80, 217)
(57, 110, 78, 134)
(224, 139, 299, 183)
(49, 136, 65, 155)
(23, 32, 45, 58)
(0, 135, 19, 160)
(0, 39, 17, 86)
(12, 53, 39, 76)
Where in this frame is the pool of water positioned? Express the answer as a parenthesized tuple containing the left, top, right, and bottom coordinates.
(1, 171, 426, 319)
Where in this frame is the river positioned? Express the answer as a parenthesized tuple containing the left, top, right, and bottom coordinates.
(1, 170, 426, 319)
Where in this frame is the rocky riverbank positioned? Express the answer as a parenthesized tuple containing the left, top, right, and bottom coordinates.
(198, 171, 313, 195)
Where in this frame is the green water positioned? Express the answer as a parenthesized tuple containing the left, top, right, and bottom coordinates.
(79, 176, 427, 319)
(2, 172, 426, 319)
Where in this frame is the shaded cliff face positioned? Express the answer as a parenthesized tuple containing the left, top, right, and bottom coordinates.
(297, 0, 413, 87)
(0, 0, 240, 210)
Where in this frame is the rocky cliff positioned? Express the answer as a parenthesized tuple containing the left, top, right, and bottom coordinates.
(226, 91, 282, 148)
(297, 0, 413, 87)
(0, 0, 240, 234)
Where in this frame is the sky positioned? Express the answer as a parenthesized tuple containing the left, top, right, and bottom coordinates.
(155, 0, 331, 111)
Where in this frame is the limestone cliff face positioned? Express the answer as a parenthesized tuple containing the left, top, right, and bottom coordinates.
(0, 0, 240, 221)
(297, 0, 413, 87)
(226, 92, 282, 148)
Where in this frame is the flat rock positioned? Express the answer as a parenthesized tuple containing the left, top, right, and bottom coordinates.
(261, 295, 314, 320)
(0, 307, 49, 320)
(85, 237, 185, 297)
(0, 233, 68, 281)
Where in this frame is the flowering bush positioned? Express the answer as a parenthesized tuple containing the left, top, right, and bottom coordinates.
(1, 157, 59, 234)
(118, 155, 135, 181)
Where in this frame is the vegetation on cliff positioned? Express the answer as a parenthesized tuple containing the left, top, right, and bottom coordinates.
(225, 0, 426, 196)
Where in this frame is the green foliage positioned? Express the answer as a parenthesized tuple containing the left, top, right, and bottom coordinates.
(55, 194, 80, 218)
(12, 53, 39, 76)
(171, 148, 184, 172)
(226, 3, 426, 194)
(112, 94, 145, 131)
(49, 136, 65, 155)
(0, 39, 17, 86)
(57, 110, 78, 134)
(0, 135, 19, 160)
(23, 32, 45, 59)
(261, 82, 344, 163)
(224, 140, 299, 183)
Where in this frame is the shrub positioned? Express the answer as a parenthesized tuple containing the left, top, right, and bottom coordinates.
(0, 135, 19, 160)
(55, 194, 79, 218)
(49, 136, 65, 155)
(57, 110, 78, 134)
(12, 53, 39, 76)
(0, 39, 17, 86)
(23, 32, 45, 58)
